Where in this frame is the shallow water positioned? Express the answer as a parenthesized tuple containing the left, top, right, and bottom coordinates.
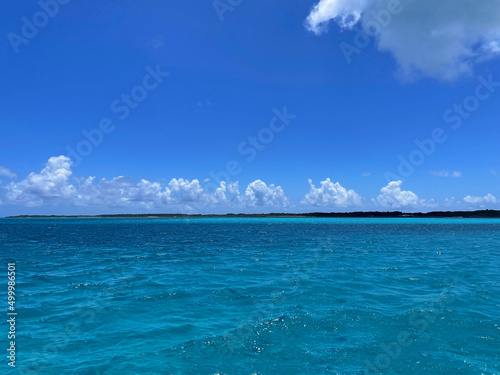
(1, 218, 499, 374)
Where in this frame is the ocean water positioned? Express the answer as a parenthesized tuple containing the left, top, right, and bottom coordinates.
(1, 217, 499, 375)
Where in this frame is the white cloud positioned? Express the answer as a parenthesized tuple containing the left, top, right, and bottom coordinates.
(5, 156, 75, 207)
(3, 156, 499, 213)
(464, 194, 497, 205)
(305, 0, 500, 80)
(302, 178, 362, 207)
(374, 180, 419, 208)
(430, 170, 462, 178)
(0, 166, 17, 180)
(243, 180, 288, 207)
(74, 176, 167, 208)
(1, 156, 288, 211)
(214, 181, 241, 204)
(305, 0, 367, 32)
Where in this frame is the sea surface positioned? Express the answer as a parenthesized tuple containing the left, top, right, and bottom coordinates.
(1, 217, 499, 375)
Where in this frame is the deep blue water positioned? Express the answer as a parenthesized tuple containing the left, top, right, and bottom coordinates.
(1, 218, 499, 375)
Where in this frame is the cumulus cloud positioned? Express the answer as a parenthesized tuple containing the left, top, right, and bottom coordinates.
(5, 156, 76, 207)
(374, 180, 419, 208)
(430, 170, 462, 178)
(243, 180, 288, 207)
(464, 194, 497, 205)
(0, 166, 17, 180)
(305, 0, 500, 80)
(0, 156, 288, 211)
(306, 0, 367, 31)
(302, 178, 362, 207)
(3, 156, 499, 213)
(73, 176, 165, 208)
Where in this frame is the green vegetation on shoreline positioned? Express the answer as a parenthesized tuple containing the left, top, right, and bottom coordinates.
(6, 210, 500, 219)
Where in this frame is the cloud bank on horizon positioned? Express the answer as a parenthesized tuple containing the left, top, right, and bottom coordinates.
(0, 156, 497, 214)
(305, 0, 500, 80)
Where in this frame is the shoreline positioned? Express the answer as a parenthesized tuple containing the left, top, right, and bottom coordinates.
(5, 210, 500, 219)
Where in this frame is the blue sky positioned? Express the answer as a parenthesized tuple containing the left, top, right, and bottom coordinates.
(1, 0, 500, 215)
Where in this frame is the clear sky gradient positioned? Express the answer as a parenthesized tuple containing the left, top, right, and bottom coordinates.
(1, 0, 499, 215)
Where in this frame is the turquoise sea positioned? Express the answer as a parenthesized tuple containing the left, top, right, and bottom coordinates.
(1, 218, 499, 374)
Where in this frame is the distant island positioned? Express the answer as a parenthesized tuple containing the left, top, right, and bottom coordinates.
(6, 210, 500, 218)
